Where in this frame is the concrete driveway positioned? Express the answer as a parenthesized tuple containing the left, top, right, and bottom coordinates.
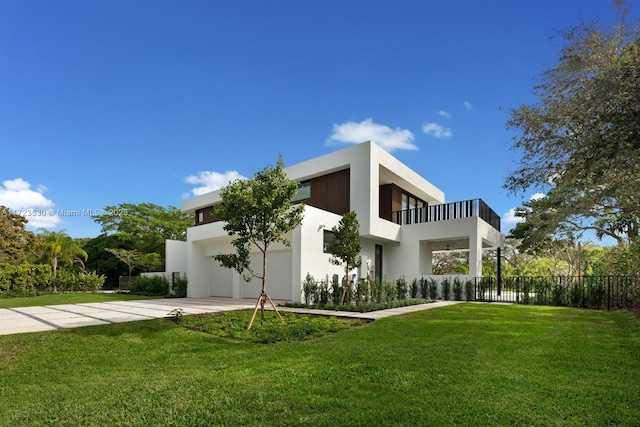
(0, 297, 463, 336)
(0, 297, 258, 336)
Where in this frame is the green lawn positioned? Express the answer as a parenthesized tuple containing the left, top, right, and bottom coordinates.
(0, 292, 161, 309)
(1, 304, 638, 426)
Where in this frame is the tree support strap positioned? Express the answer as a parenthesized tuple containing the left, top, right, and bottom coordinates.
(247, 291, 285, 331)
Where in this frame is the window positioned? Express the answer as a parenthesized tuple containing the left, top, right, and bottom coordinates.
(323, 230, 335, 253)
(400, 191, 426, 224)
(198, 212, 204, 223)
(293, 181, 311, 202)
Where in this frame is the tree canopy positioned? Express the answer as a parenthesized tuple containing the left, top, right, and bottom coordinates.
(82, 234, 130, 288)
(505, 1, 640, 245)
(34, 229, 88, 291)
(93, 202, 192, 264)
(0, 206, 37, 265)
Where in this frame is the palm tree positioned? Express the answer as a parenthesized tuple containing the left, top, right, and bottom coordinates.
(38, 229, 88, 291)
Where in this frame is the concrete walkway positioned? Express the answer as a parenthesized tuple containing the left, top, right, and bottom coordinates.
(0, 297, 462, 336)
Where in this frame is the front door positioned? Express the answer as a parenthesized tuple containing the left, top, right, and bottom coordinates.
(375, 244, 383, 281)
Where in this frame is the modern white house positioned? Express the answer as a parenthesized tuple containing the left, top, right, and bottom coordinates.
(169, 141, 505, 301)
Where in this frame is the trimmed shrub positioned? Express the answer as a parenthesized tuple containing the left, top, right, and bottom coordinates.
(534, 279, 550, 305)
(383, 277, 396, 302)
(428, 278, 438, 300)
(465, 280, 474, 301)
(370, 276, 383, 303)
(410, 278, 419, 299)
(476, 277, 491, 301)
(319, 276, 330, 305)
(331, 275, 343, 305)
(551, 284, 565, 306)
(395, 276, 408, 300)
(129, 275, 170, 296)
(0, 264, 102, 297)
(442, 278, 452, 300)
(355, 278, 369, 304)
(453, 278, 463, 301)
(302, 273, 317, 305)
(171, 277, 188, 298)
(419, 277, 429, 299)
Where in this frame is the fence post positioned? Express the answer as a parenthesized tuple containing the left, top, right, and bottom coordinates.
(607, 276, 611, 311)
(497, 247, 502, 296)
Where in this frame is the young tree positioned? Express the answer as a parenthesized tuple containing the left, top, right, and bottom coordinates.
(505, 1, 640, 244)
(326, 211, 362, 305)
(214, 156, 304, 329)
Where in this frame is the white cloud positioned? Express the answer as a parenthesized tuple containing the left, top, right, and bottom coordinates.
(185, 170, 246, 196)
(437, 110, 451, 119)
(502, 192, 547, 225)
(0, 178, 61, 229)
(502, 208, 522, 225)
(462, 100, 473, 110)
(422, 122, 453, 139)
(0, 178, 53, 208)
(329, 118, 417, 151)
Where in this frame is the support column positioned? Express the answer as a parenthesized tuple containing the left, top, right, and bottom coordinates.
(186, 241, 208, 298)
(469, 230, 483, 278)
(419, 241, 433, 275)
(232, 271, 241, 299)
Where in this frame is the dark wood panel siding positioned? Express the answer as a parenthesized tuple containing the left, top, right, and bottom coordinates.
(195, 206, 218, 225)
(391, 184, 403, 212)
(379, 184, 420, 222)
(194, 169, 350, 226)
(379, 184, 393, 221)
(307, 168, 350, 215)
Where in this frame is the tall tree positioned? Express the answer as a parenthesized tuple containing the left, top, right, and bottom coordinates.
(505, 1, 640, 244)
(326, 211, 362, 305)
(214, 156, 304, 329)
(93, 203, 192, 264)
(104, 248, 161, 277)
(83, 234, 129, 289)
(0, 206, 37, 265)
(37, 230, 88, 291)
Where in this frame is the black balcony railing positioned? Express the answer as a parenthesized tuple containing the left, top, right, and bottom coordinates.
(392, 199, 501, 231)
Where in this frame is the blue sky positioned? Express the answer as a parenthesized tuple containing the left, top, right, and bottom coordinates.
(0, 0, 632, 239)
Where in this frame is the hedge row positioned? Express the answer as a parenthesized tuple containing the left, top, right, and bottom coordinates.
(0, 263, 105, 297)
(127, 275, 188, 298)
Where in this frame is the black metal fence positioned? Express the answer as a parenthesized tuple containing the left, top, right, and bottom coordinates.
(475, 276, 640, 310)
(118, 275, 135, 293)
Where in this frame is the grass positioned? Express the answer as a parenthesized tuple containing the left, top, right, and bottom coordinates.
(0, 292, 162, 309)
(0, 304, 638, 426)
(177, 310, 363, 343)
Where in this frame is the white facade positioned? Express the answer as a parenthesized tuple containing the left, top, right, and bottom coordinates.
(174, 141, 505, 301)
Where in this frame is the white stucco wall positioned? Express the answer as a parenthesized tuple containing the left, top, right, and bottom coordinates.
(165, 240, 187, 275)
(294, 206, 345, 301)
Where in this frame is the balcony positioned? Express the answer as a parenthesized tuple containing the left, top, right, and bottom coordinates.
(391, 199, 501, 232)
